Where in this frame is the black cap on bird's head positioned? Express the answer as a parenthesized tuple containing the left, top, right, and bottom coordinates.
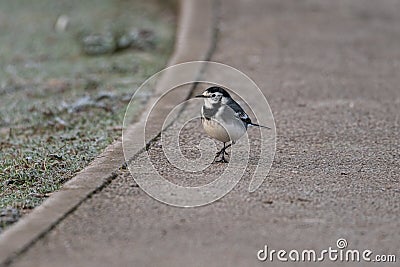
(204, 86, 231, 97)
(195, 86, 231, 98)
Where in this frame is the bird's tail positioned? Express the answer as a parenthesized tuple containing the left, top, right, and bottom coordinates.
(249, 122, 271, 129)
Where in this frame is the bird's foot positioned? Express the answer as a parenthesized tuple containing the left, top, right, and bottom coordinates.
(213, 145, 230, 163)
(213, 157, 229, 164)
(213, 153, 229, 164)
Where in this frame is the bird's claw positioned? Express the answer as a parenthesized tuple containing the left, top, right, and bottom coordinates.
(213, 157, 229, 164)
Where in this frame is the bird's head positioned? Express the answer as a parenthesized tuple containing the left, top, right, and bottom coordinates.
(195, 86, 231, 107)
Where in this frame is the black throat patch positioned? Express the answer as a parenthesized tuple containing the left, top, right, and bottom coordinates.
(202, 103, 221, 120)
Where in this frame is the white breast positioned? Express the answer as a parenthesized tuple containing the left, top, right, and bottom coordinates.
(201, 106, 247, 143)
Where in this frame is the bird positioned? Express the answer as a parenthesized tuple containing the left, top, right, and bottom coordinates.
(195, 86, 270, 163)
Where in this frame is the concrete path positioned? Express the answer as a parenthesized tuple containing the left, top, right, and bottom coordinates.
(2, 0, 400, 266)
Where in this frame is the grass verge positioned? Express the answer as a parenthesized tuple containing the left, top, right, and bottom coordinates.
(0, 0, 176, 232)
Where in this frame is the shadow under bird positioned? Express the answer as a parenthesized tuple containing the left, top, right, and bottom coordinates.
(195, 86, 270, 163)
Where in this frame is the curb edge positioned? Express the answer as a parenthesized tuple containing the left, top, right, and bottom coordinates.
(0, 0, 218, 265)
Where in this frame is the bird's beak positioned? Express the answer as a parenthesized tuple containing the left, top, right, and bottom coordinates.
(195, 94, 206, 98)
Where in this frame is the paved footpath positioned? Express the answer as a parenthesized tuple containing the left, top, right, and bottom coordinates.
(3, 0, 400, 266)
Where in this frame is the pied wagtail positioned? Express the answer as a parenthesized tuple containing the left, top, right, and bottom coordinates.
(196, 86, 270, 163)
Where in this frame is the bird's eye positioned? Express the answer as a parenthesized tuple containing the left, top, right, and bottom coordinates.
(211, 94, 216, 97)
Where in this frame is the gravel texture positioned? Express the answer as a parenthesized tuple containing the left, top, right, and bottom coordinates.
(6, 0, 400, 266)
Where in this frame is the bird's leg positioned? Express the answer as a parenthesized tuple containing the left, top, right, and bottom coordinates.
(213, 142, 231, 163)
(215, 143, 229, 156)
(223, 143, 232, 154)
(218, 143, 227, 156)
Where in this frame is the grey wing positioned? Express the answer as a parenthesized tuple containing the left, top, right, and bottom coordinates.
(227, 99, 252, 125)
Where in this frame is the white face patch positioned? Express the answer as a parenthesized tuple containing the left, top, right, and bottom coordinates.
(203, 91, 225, 107)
